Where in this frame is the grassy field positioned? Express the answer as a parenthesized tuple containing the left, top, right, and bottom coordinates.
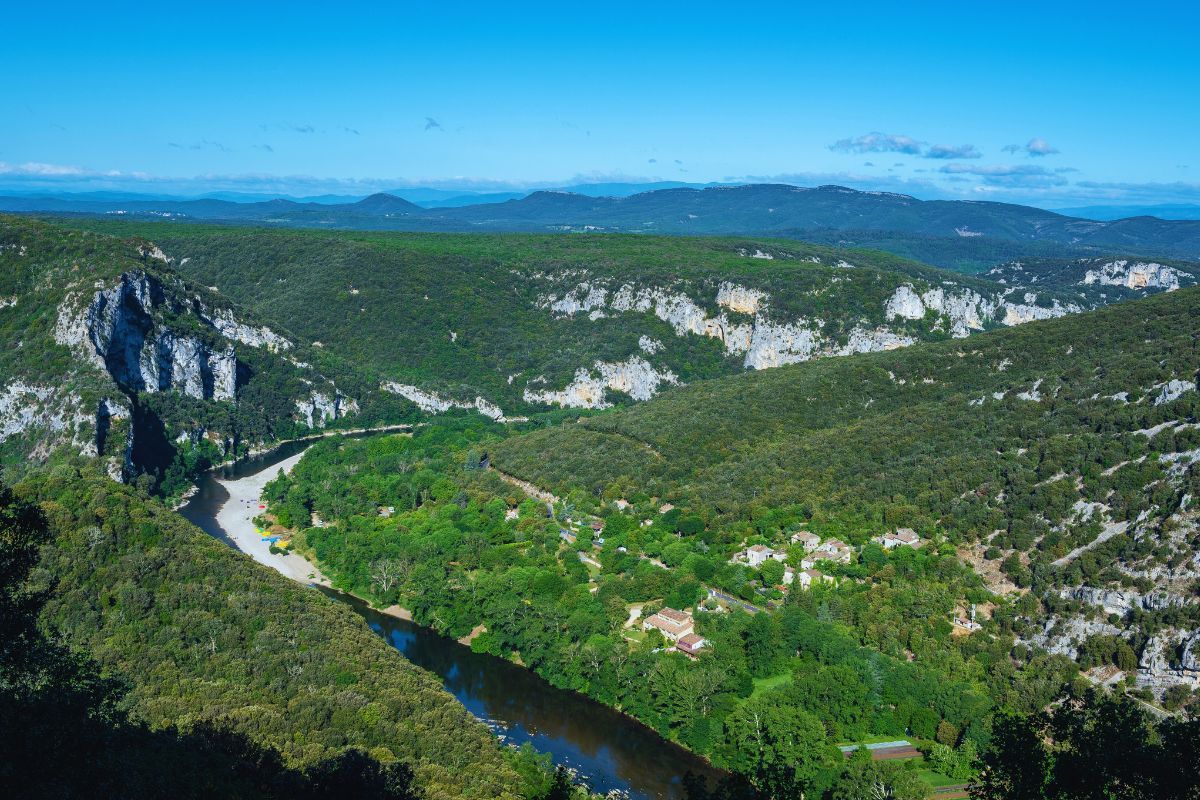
(750, 672, 794, 696)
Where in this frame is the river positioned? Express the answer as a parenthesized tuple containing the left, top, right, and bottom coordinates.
(179, 435, 725, 799)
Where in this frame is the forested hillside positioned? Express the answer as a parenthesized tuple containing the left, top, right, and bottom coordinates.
(45, 217, 1191, 422)
(0, 216, 417, 493)
(260, 424, 1015, 798)
(492, 286, 1200, 706)
(0, 482, 422, 799)
(12, 465, 523, 799)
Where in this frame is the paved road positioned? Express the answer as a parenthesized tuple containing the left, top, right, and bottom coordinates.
(707, 587, 762, 614)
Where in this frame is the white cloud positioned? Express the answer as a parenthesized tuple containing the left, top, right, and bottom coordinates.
(924, 143, 982, 160)
(831, 132, 924, 155)
(1025, 137, 1059, 156)
(1001, 138, 1060, 157)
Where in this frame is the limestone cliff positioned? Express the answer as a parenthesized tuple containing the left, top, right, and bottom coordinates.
(381, 382, 508, 422)
(523, 357, 679, 410)
(55, 271, 238, 402)
(884, 283, 1081, 335)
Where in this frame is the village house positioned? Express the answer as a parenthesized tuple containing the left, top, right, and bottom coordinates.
(676, 633, 708, 658)
(642, 607, 695, 641)
(874, 528, 922, 549)
(797, 568, 833, 589)
(782, 565, 796, 585)
(953, 616, 982, 632)
(816, 539, 854, 563)
(733, 543, 787, 567)
(790, 530, 821, 552)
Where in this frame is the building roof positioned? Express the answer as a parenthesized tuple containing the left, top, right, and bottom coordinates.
(677, 633, 706, 649)
(748, 544, 772, 553)
(656, 607, 692, 625)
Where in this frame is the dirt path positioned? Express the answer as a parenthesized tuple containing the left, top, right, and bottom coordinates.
(490, 466, 560, 506)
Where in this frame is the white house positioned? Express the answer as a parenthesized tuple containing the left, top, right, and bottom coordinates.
(790, 531, 821, 552)
(643, 608, 695, 641)
(676, 633, 708, 658)
(816, 539, 854, 564)
(874, 528, 922, 550)
(797, 569, 833, 589)
(734, 544, 786, 567)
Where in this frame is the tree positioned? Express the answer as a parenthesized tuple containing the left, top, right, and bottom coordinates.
(759, 559, 785, 587)
(724, 696, 833, 791)
(935, 719, 960, 746)
(370, 559, 403, 595)
(744, 613, 782, 678)
(970, 712, 1052, 800)
(831, 751, 926, 800)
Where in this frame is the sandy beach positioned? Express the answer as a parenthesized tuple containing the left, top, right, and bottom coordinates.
(213, 449, 329, 584)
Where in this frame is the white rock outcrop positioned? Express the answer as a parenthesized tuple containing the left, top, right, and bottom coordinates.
(1083, 260, 1182, 291)
(524, 357, 679, 409)
(55, 272, 240, 402)
(541, 280, 922, 371)
(716, 282, 767, 315)
(202, 306, 293, 352)
(295, 392, 359, 429)
(638, 336, 664, 355)
(1155, 379, 1196, 406)
(884, 283, 1077, 337)
(381, 382, 508, 422)
(1000, 299, 1079, 325)
(0, 381, 108, 464)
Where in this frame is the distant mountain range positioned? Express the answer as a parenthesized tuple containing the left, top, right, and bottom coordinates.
(1052, 203, 1200, 221)
(4, 183, 1199, 266)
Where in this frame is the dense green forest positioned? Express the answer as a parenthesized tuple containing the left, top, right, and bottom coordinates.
(491, 285, 1200, 701)
(255, 285, 1200, 796)
(0, 215, 423, 492)
(259, 422, 1078, 797)
(55, 217, 1088, 411)
(9, 464, 529, 799)
(491, 284, 1200, 561)
(0, 480, 426, 799)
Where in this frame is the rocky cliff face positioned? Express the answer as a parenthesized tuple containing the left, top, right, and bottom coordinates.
(985, 257, 1198, 307)
(523, 357, 679, 409)
(36, 267, 360, 481)
(381, 382, 508, 422)
(883, 283, 1081, 335)
(530, 269, 1036, 408)
(539, 279, 925, 375)
(1083, 260, 1183, 291)
(1138, 630, 1200, 697)
(296, 391, 360, 429)
(55, 271, 238, 402)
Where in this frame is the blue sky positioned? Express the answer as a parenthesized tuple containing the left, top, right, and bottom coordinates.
(4, 1, 1198, 207)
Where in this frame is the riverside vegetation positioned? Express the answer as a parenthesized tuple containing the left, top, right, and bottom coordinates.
(262, 285, 1200, 797)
